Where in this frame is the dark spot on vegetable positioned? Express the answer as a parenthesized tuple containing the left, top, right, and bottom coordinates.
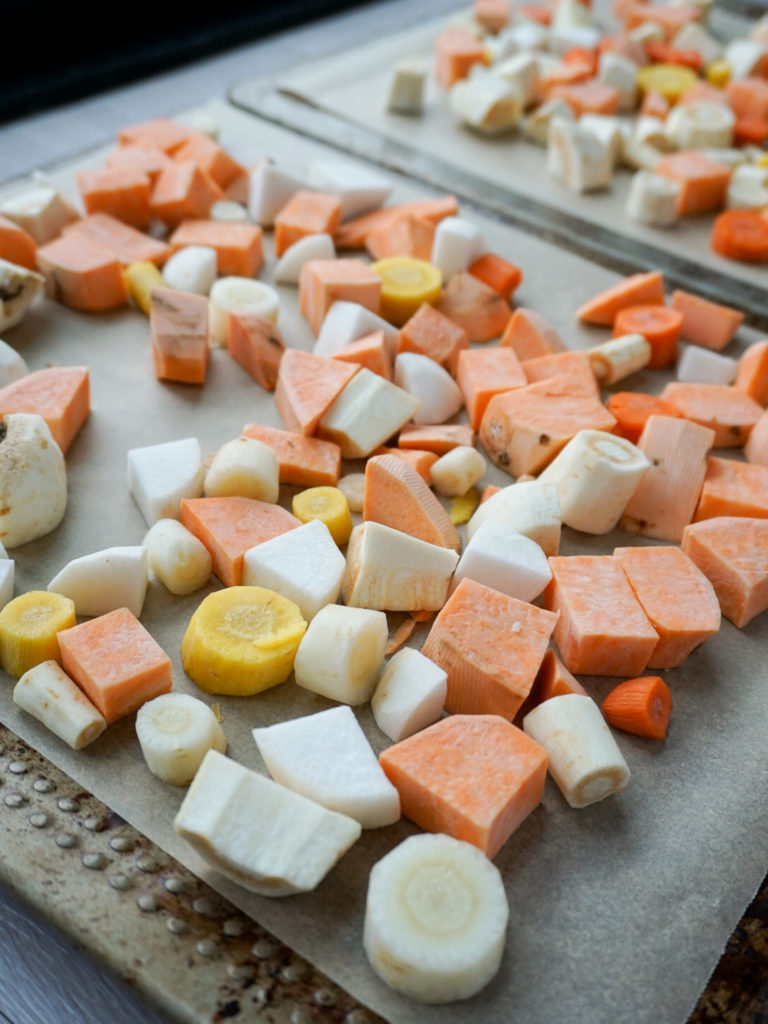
(539, 433, 550, 445)
(497, 450, 509, 466)
(216, 1000, 241, 1019)
(729, 425, 742, 437)
(0, 282, 23, 301)
(0, 421, 5, 442)
(652, 458, 660, 466)
(0, 508, 10, 517)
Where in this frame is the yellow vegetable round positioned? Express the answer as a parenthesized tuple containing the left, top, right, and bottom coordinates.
(636, 63, 698, 103)
(0, 590, 76, 679)
(292, 486, 352, 546)
(181, 586, 307, 696)
(705, 59, 731, 89)
(370, 257, 442, 327)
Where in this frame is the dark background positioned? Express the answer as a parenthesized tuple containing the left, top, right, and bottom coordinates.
(0, 0, 371, 125)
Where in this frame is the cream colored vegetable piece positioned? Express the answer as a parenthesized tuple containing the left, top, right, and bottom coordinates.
(337, 472, 366, 512)
(665, 102, 735, 149)
(430, 216, 485, 282)
(308, 160, 392, 220)
(318, 368, 421, 458)
(466, 479, 561, 555)
(597, 51, 638, 112)
(0, 560, 13, 611)
(143, 519, 212, 595)
(0, 186, 78, 244)
(253, 705, 400, 828)
(13, 660, 106, 750)
(450, 519, 552, 601)
(274, 233, 335, 285)
(0, 259, 45, 332)
(0, 413, 66, 549)
(547, 119, 613, 194)
(248, 163, 305, 226)
(449, 71, 523, 135)
(371, 647, 447, 743)
(314, 301, 399, 357)
(394, 353, 463, 425)
(47, 545, 149, 618)
(162, 245, 218, 295)
(209, 277, 279, 346)
(364, 833, 509, 1003)
(522, 99, 574, 146)
(387, 58, 427, 115)
(174, 749, 361, 897)
(676, 345, 738, 386)
(429, 445, 486, 497)
(588, 333, 652, 385)
(210, 200, 248, 222)
(204, 436, 279, 502)
(136, 692, 227, 786)
(0, 339, 28, 386)
(523, 694, 630, 808)
(293, 603, 388, 704)
(493, 54, 540, 108)
(126, 436, 205, 526)
(625, 170, 681, 226)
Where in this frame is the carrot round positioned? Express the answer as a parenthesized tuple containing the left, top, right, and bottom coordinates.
(613, 304, 683, 369)
(602, 676, 672, 739)
(606, 391, 681, 444)
(711, 210, 768, 264)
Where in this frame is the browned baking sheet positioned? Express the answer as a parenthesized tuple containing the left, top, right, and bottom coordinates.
(0, 100, 767, 1024)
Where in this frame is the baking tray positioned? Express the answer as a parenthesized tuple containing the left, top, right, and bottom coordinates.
(1, 99, 767, 1024)
(230, 2, 768, 321)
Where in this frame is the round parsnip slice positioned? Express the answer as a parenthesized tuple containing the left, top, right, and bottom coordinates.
(209, 277, 279, 346)
(144, 519, 212, 595)
(204, 437, 279, 503)
(136, 692, 226, 785)
(293, 604, 387, 704)
(364, 833, 509, 1003)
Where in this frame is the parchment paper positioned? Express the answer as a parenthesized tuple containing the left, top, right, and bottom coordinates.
(232, 2, 768, 298)
(1, 100, 767, 1024)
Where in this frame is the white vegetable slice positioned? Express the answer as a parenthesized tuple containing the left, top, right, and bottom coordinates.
(551, 0, 594, 30)
(547, 118, 613, 193)
(588, 333, 652, 384)
(13, 660, 106, 750)
(371, 647, 447, 742)
(523, 693, 630, 808)
(672, 21, 722, 64)
(126, 436, 205, 526)
(633, 115, 675, 152)
(204, 436, 279, 502)
(161, 245, 218, 295)
(143, 519, 212, 595)
(537, 430, 650, 534)
(430, 445, 486, 497)
(492, 54, 540, 108)
(314, 301, 399, 357)
(726, 164, 768, 211)
(430, 216, 485, 282)
(0, 413, 66, 549)
(387, 58, 427, 115)
(724, 38, 768, 80)
(0, 559, 13, 610)
(47, 545, 148, 618)
(550, 24, 601, 55)
(579, 114, 628, 167)
(343, 521, 459, 611)
(665, 102, 734, 149)
(364, 833, 509, 1004)
(274, 233, 335, 285)
(242, 518, 346, 621)
(0, 259, 45, 332)
(522, 98, 574, 146)
(0, 339, 28, 386)
(625, 169, 680, 226)
(337, 472, 366, 512)
(248, 163, 305, 226)
(0, 186, 78, 244)
(174, 749, 361, 897)
(449, 72, 523, 135)
(318, 368, 421, 458)
(209, 200, 248, 222)
(308, 160, 392, 220)
(394, 352, 463, 425)
(293, 603, 388, 704)
(676, 344, 738, 386)
(466, 480, 562, 556)
(450, 519, 552, 601)
(597, 51, 638, 112)
(253, 705, 400, 828)
(136, 692, 226, 786)
(209, 277, 279, 347)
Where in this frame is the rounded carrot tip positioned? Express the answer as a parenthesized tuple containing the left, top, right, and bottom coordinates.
(602, 675, 672, 740)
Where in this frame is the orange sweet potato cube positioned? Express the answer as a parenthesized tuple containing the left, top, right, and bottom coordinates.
(0, 366, 89, 454)
(694, 456, 768, 521)
(240, 423, 341, 487)
(0, 214, 36, 270)
(421, 577, 558, 718)
(57, 608, 172, 725)
(64, 213, 169, 267)
(37, 233, 128, 312)
(150, 287, 209, 385)
(150, 161, 225, 228)
(655, 151, 731, 216)
(398, 302, 469, 375)
(379, 714, 548, 857)
(228, 311, 285, 390)
(169, 219, 263, 277)
(274, 191, 343, 257)
(437, 271, 511, 343)
(457, 346, 526, 429)
(299, 258, 382, 335)
(172, 133, 245, 189)
(118, 117, 194, 154)
(682, 516, 768, 628)
(76, 166, 152, 230)
(330, 330, 392, 379)
(106, 143, 173, 183)
(435, 28, 486, 87)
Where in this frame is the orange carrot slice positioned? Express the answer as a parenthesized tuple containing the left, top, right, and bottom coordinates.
(661, 382, 763, 447)
(384, 615, 419, 656)
(711, 210, 768, 264)
(76, 166, 152, 230)
(274, 349, 359, 436)
(602, 676, 672, 739)
(274, 191, 342, 257)
(607, 391, 682, 444)
(65, 213, 169, 267)
(379, 713, 549, 858)
(0, 214, 36, 270)
(227, 312, 285, 390)
(436, 271, 511, 343)
(57, 607, 172, 725)
(298, 258, 382, 335)
(576, 270, 665, 326)
(398, 423, 475, 453)
(727, 77, 768, 122)
(363, 453, 461, 550)
(0, 366, 89, 454)
(370, 446, 438, 482)
(682, 516, 768, 627)
(694, 456, 768, 521)
(500, 307, 565, 360)
(467, 252, 522, 301)
(735, 340, 768, 406)
(169, 220, 263, 277)
(37, 233, 127, 312)
(150, 287, 209, 385)
(669, 290, 744, 351)
(180, 496, 300, 587)
(397, 303, 469, 374)
(456, 346, 526, 430)
(613, 304, 683, 369)
(240, 423, 341, 487)
(172, 133, 245, 189)
(543, 555, 659, 676)
(421, 577, 558, 718)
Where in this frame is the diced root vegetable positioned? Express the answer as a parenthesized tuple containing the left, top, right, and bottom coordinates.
(13, 660, 106, 749)
(136, 692, 227, 785)
(143, 519, 212, 595)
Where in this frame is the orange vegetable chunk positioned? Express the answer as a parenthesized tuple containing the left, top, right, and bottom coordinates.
(620, 2, 701, 38)
(501, 307, 565, 361)
(65, 213, 169, 267)
(57, 607, 172, 725)
(363, 453, 461, 550)
(694, 456, 768, 521)
(0, 366, 89, 454)
(379, 714, 548, 858)
(727, 78, 768, 122)
(299, 259, 382, 335)
(37, 233, 127, 312)
(602, 676, 672, 739)
(467, 252, 522, 301)
(543, 555, 659, 676)
(274, 191, 342, 258)
(240, 423, 341, 486)
(0, 214, 36, 270)
(365, 213, 434, 262)
(436, 271, 511, 343)
(620, 414, 714, 541)
(169, 220, 263, 277)
(106, 143, 173, 183)
(398, 423, 475, 453)
(614, 545, 720, 668)
(76, 166, 151, 230)
(613, 304, 683, 369)
(479, 373, 616, 476)
(150, 161, 224, 229)
(457, 346, 526, 430)
(669, 290, 744, 351)
(172, 133, 245, 189)
(661, 382, 763, 447)
(735, 340, 768, 406)
(606, 391, 681, 444)
(275, 348, 359, 436)
(335, 196, 459, 250)
(149, 287, 209, 385)
(474, 0, 513, 33)
(227, 312, 285, 390)
(330, 330, 392, 379)
(655, 151, 731, 216)
(682, 516, 768, 627)
(421, 577, 558, 718)
(370, 445, 438, 482)
(711, 210, 768, 264)
(522, 349, 600, 396)
(576, 270, 666, 326)
(180, 496, 300, 587)
(745, 409, 768, 467)
(536, 648, 588, 702)
(398, 303, 469, 375)
(118, 118, 194, 154)
(549, 82, 621, 115)
(435, 28, 487, 88)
